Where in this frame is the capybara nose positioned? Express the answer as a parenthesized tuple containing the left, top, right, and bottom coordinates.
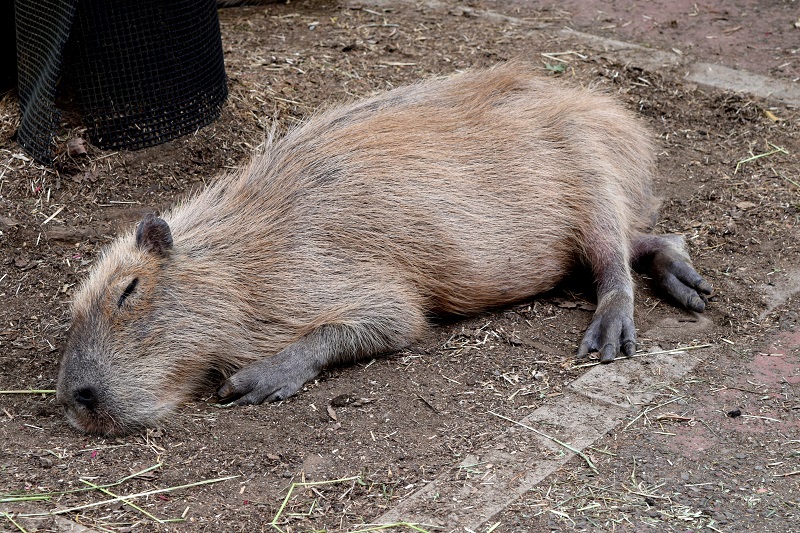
(74, 387, 99, 411)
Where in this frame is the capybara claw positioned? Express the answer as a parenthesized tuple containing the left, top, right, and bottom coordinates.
(215, 382, 241, 404)
(600, 344, 617, 363)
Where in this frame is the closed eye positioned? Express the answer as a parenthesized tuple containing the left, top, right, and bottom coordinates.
(117, 278, 139, 308)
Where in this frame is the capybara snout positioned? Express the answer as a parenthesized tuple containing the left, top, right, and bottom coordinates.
(57, 63, 711, 435)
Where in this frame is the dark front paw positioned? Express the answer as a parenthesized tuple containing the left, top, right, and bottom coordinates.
(577, 302, 636, 363)
(217, 357, 316, 406)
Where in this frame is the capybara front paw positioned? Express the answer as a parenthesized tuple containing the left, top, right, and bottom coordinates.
(217, 359, 310, 406)
(577, 305, 636, 363)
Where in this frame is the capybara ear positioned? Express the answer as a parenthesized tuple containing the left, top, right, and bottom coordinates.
(136, 213, 173, 258)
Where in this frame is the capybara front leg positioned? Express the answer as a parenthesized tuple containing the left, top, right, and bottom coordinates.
(217, 301, 426, 405)
(632, 234, 712, 312)
(217, 327, 340, 405)
(577, 224, 637, 363)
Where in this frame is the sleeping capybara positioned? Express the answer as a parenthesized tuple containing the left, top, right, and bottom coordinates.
(56, 64, 711, 435)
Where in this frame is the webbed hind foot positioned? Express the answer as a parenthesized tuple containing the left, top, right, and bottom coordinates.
(577, 290, 636, 363)
(632, 234, 712, 312)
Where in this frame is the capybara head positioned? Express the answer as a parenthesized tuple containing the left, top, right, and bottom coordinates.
(56, 214, 199, 435)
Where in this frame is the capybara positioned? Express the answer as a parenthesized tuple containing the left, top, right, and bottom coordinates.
(57, 64, 712, 435)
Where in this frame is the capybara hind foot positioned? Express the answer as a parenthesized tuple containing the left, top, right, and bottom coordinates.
(632, 234, 712, 312)
(578, 290, 636, 363)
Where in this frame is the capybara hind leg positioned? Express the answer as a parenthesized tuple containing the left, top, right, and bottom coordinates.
(577, 225, 637, 363)
(632, 234, 712, 312)
(217, 300, 426, 405)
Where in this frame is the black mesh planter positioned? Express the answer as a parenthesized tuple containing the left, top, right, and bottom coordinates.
(15, 0, 228, 164)
(15, 0, 78, 162)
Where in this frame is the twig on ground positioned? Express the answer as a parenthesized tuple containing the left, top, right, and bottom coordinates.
(270, 476, 361, 532)
(17, 475, 238, 517)
(1, 464, 163, 503)
(489, 411, 598, 475)
(623, 396, 686, 431)
(0, 390, 56, 395)
(572, 344, 712, 369)
(771, 166, 800, 188)
(1, 512, 28, 533)
(735, 143, 789, 174)
(349, 523, 434, 532)
(739, 414, 781, 423)
(79, 479, 183, 524)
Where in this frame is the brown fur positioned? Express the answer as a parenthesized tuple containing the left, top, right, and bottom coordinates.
(56, 64, 707, 435)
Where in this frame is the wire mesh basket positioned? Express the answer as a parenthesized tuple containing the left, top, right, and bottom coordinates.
(15, 0, 228, 164)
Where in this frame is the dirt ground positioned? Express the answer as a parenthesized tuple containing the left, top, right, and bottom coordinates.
(508, 0, 800, 81)
(1, 1, 798, 532)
